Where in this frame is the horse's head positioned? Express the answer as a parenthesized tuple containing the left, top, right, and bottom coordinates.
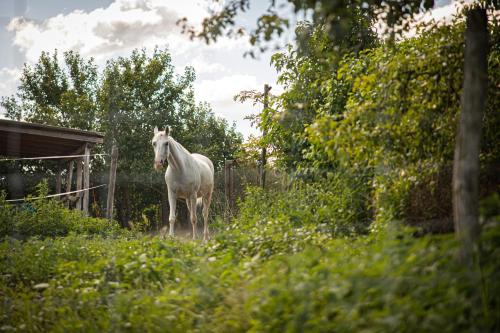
(152, 126, 170, 171)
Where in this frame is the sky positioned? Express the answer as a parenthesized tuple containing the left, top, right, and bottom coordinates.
(0, 0, 460, 139)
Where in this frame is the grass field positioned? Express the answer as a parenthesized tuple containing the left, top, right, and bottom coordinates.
(1, 189, 499, 332)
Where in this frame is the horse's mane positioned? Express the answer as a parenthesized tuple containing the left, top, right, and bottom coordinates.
(167, 136, 190, 154)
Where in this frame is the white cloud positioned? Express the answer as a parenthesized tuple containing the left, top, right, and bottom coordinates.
(374, 0, 469, 39)
(415, 0, 467, 25)
(187, 56, 228, 75)
(6, 0, 240, 63)
(0, 67, 21, 96)
(0, 67, 22, 117)
(194, 74, 260, 103)
(3, 0, 269, 138)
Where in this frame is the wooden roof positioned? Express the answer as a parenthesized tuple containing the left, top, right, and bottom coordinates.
(0, 119, 104, 158)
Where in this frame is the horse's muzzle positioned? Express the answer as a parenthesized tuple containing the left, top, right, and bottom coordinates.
(154, 160, 163, 171)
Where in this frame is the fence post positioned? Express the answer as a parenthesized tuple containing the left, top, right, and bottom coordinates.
(65, 160, 74, 207)
(76, 158, 83, 210)
(55, 163, 62, 200)
(83, 143, 91, 216)
(225, 159, 234, 219)
(260, 84, 272, 188)
(106, 144, 118, 221)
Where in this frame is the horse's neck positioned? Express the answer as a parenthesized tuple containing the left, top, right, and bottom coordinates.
(167, 138, 192, 172)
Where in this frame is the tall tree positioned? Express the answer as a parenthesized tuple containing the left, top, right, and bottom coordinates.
(1, 50, 98, 130)
(98, 48, 243, 226)
(453, 7, 489, 264)
(1, 48, 242, 227)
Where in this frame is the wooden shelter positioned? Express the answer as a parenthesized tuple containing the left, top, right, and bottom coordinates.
(0, 119, 106, 216)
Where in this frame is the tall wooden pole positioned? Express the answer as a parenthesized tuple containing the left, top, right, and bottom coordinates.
(260, 84, 271, 188)
(65, 160, 74, 207)
(76, 158, 83, 210)
(453, 8, 488, 265)
(106, 144, 119, 221)
(83, 143, 91, 216)
(55, 163, 62, 200)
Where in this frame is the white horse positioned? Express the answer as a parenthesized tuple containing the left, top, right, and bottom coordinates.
(152, 126, 214, 241)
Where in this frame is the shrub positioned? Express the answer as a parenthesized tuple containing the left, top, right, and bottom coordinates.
(0, 182, 125, 240)
(209, 175, 371, 259)
(0, 221, 499, 332)
(306, 19, 500, 226)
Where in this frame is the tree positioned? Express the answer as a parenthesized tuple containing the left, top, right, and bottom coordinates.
(453, 8, 489, 264)
(97, 48, 242, 226)
(185, 0, 499, 264)
(1, 48, 242, 227)
(0, 51, 100, 201)
(1, 50, 99, 130)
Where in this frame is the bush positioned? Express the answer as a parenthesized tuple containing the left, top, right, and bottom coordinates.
(0, 220, 499, 332)
(0, 182, 125, 240)
(209, 176, 371, 259)
(306, 19, 500, 226)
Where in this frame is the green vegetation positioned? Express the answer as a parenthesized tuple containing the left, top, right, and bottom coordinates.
(0, 183, 125, 240)
(0, 48, 242, 227)
(0, 189, 499, 332)
(255, 18, 500, 230)
(1, 4, 500, 333)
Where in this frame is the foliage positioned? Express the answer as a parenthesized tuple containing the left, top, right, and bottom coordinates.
(305, 19, 500, 224)
(1, 50, 98, 130)
(236, 16, 499, 228)
(234, 19, 377, 170)
(0, 211, 499, 332)
(0, 166, 499, 332)
(236, 177, 371, 238)
(0, 182, 125, 240)
(179, 0, 439, 58)
(97, 48, 242, 225)
(1, 48, 242, 227)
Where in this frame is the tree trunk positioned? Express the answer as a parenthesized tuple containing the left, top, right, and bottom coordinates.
(259, 84, 271, 188)
(453, 8, 488, 265)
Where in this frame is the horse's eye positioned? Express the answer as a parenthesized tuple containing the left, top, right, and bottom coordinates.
(152, 142, 156, 147)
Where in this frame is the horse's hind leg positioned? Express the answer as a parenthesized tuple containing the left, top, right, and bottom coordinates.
(187, 195, 198, 240)
(202, 192, 212, 242)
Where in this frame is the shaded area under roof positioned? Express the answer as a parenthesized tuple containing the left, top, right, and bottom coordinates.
(0, 119, 104, 158)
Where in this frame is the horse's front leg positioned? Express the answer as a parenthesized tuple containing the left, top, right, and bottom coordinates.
(168, 188, 177, 236)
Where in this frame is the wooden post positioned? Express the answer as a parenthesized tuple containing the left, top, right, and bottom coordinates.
(229, 161, 234, 213)
(453, 8, 488, 265)
(225, 160, 234, 219)
(65, 160, 74, 208)
(55, 163, 62, 200)
(260, 84, 271, 188)
(83, 143, 91, 216)
(76, 158, 83, 210)
(106, 144, 118, 221)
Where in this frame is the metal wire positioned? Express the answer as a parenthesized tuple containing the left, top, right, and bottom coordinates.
(0, 153, 109, 162)
(5, 184, 107, 203)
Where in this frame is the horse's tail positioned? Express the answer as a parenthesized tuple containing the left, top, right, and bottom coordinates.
(197, 197, 203, 208)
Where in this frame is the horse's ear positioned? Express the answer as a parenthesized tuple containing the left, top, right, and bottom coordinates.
(164, 126, 170, 136)
(154, 126, 159, 134)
